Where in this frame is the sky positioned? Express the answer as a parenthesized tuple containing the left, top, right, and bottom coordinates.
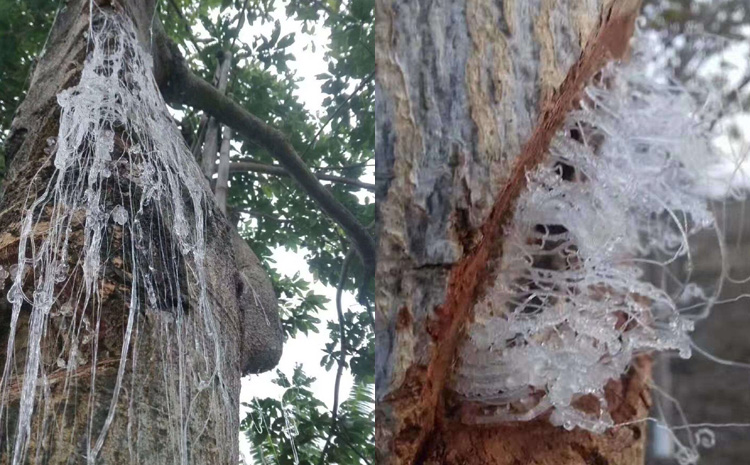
(228, 6, 372, 463)
(239, 248, 361, 461)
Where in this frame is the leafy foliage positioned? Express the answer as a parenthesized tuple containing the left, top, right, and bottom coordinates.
(322, 305, 373, 385)
(0, 0, 58, 175)
(643, 0, 750, 114)
(241, 367, 374, 465)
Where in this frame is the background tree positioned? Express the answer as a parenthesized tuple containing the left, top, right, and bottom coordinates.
(639, 2, 750, 464)
(643, 0, 749, 144)
(0, 0, 373, 463)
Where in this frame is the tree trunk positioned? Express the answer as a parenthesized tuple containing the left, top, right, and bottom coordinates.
(215, 126, 232, 214)
(200, 52, 231, 181)
(0, 1, 282, 463)
(375, 0, 648, 464)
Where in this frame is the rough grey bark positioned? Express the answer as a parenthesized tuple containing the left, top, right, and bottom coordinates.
(0, 1, 282, 463)
(375, 0, 646, 464)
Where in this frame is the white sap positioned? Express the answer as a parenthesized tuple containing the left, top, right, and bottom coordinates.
(0, 11, 231, 464)
(455, 39, 726, 460)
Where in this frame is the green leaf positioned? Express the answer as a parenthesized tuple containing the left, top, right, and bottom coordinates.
(277, 32, 295, 49)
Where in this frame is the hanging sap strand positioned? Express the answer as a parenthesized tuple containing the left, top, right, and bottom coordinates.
(453, 35, 724, 445)
(0, 9, 233, 464)
(282, 401, 300, 465)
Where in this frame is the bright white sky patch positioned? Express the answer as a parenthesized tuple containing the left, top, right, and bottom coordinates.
(230, 5, 369, 463)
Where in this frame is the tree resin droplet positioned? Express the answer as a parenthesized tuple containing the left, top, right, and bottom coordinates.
(55, 263, 69, 283)
(111, 205, 128, 225)
(695, 428, 716, 448)
(59, 302, 73, 317)
(6, 282, 22, 305)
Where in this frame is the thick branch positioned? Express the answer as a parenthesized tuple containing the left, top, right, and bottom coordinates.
(163, 49, 376, 275)
(230, 161, 375, 191)
(202, 118, 220, 177)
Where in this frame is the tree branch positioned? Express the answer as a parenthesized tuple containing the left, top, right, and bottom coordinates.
(318, 249, 354, 465)
(201, 52, 233, 179)
(162, 45, 376, 275)
(191, 61, 224, 161)
(300, 71, 374, 161)
(230, 161, 375, 191)
(165, 0, 203, 52)
(315, 161, 374, 173)
(216, 125, 232, 212)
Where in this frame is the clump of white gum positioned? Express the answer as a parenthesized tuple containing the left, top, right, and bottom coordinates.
(0, 9, 233, 464)
(453, 35, 739, 464)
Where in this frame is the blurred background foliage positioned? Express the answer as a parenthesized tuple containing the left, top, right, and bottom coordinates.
(642, 2, 750, 464)
(643, 0, 749, 141)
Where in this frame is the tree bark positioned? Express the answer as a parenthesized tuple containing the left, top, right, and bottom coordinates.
(0, 1, 282, 463)
(216, 126, 233, 213)
(375, 0, 647, 464)
(201, 52, 232, 180)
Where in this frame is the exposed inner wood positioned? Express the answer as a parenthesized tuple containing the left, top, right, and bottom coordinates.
(424, 356, 652, 465)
